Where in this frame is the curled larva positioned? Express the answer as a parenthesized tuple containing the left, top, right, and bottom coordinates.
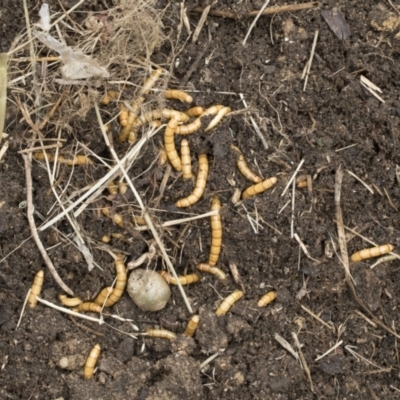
(160, 271, 200, 285)
(184, 315, 200, 337)
(185, 106, 205, 117)
(118, 105, 129, 127)
(58, 294, 82, 307)
(215, 290, 243, 316)
(180, 139, 193, 179)
(28, 270, 44, 308)
(147, 328, 176, 341)
(118, 96, 144, 142)
(101, 90, 118, 105)
(175, 117, 201, 135)
(83, 344, 101, 379)
(241, 177, 277, 199)
(231, 145, 262, 183)
(175, 154, 209, 207)
(350, 244, 394, 262)
(131, 109, 189, 134)
(140, 68, 163, 95)
(78, 302, 102, 313)
(209, 195, 222, 267)
(196, 263, 227, 283)
(204, 106, 231, 131)
(165, 89, 193, 103)
(164, 118, 182, 171)
(257, 291, 277, 307)
(101, 207, 125, 229)
(107, 181, 118, 195)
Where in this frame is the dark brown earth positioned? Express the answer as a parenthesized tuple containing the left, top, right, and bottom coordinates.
(1, 0, 400, 399)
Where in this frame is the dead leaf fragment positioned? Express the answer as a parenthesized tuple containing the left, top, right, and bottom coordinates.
(321, 8, 351, 40)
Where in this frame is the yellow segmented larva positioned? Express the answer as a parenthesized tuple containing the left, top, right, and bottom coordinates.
(101, 207, 125, 229)
(241, 177, 277, 199)
(105, 256, 127, 306)
(175, 117, 202, 135)
(78, 302, 102, 313)
(83, 344, 101, 379)
(33, 153, 93, 165)
(184, 315, 200, 337)
(160, 271, 200, 285)
(257, 291, 277, 307)
(102, 235, 111, 243)
(147, 328, 177, 341)
(297, 180, 307, 188)
(158, 147, 168, 166)
(107, 181, 118, 195)
(101, 90, 118, 105)
(118, 182, 128, 195)
(28, 270, 44, 308)
(118, 96, 144, 141)
(165, 89, 193, 103)
(58, 294, 82, 307)
(185, 106, 205, 117)
(181, 139, 193, 179)
(140, 68, 163, 95)
(209, 195, 222, 266)
(215, 290, 243, 316)
(196, 263, 227, 283)
(164, 118, 182, 171)
(350, 244, 394, 262)
(149, 120, 162, 129)
(201, 105, 225, 118)
(131, 215, 147, 226)
(94, 287, 114, 307)
(231, 145, 262, 183)
(175, 154, 209, 207)
(204, 106, 231, 131)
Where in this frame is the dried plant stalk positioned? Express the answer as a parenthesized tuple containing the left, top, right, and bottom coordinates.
(0, 53, 7, 144)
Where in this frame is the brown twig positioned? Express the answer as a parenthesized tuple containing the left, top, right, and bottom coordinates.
(191, 2, 320, 19)
(334, 167, 400, 339)
(23, 154, 74, 295)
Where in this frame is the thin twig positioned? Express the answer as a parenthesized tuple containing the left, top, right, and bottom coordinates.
(315, 340, 343, 361)
(346, 169, 374, 194)
(302, 30, 319, 91)
(23, 154, 74, 295)
(281, 159, 305, 196)
(242, 0, 270, 46)
(192, 3, 212, 43)
(292, 332, 314, 393)
(300, 304, 333, 330)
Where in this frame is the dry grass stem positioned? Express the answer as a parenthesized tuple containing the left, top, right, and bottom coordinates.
(292, 332, 314, 393)
(281, 159, 305, 196)
(242, 0, 270, 46)
(294, 233, 319, 263)
(36, 296, 104, 324)
(300, 304, 334, 330)
(354, 310, 378, 328)
(370, 254, 397, 269)
(199, 350, 225, 370)
(239, 93, 268, 149)
(360, 75, 385, 103)
(315, 340, 343, 361)
(302, 30, 319, 91)
(274, 333, 300, 364)
(23, 154, 74, 295)
(19, 143, 63, 154)
(16, 289, 31, 329)
(346, 170, 374, 194)
(345, 345, 385, 370)
(192, 4, 212, 43)
(0, 140, 9, 161)
(291, 179, 295, 238)
(383, 187, 399, 212)
(0, 53, 7, 144)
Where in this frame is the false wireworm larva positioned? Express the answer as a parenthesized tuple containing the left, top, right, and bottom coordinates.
(209, 195, 222, 266)
(94, 287, 114, 307)
(164, 118, 182, 171)
(131, 215, 147, 226)
(118, 96, 144, 141)
(181, 139, 193, 179)
(184, 315, 200, 337)
(160, 271, 200, 285)
(58, 294, 82, 307)
(107, 181, 118, 195)
(101, 90, 118, 105)
(83, 344, 101, 379)
(241, 177, 277, 199)
(101, 207, 125, 229)
(257, 291, 277, 307)
(350, 244, 394, 262)
(185, 106, 205, 117)
(28, 270, 44, 308)
(297, 180, 307, 188)
(175, 117, 202, 135)
(131, 109, 189, 132)
(146, 328, 177, 341)
(102, 235, 111, 243)
(175, 154, 209, 207)
(118, 105, 129, 127)
(140, 68, 163, 95)
(165, 89, 193, 103)
(33, 153, 93, 165)
(158, 147, 168, 166)
(196, 263, 227, 283)
(204, 106, 231, 131)
(105, 256, 127, 306)
(78, 302, 102, 313)
(215, 290, 244, 316)
(231, 145, 262, 183)
(118, 181, 128, 195)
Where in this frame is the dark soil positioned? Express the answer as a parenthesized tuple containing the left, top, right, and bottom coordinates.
(1, 0, 400, 399)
